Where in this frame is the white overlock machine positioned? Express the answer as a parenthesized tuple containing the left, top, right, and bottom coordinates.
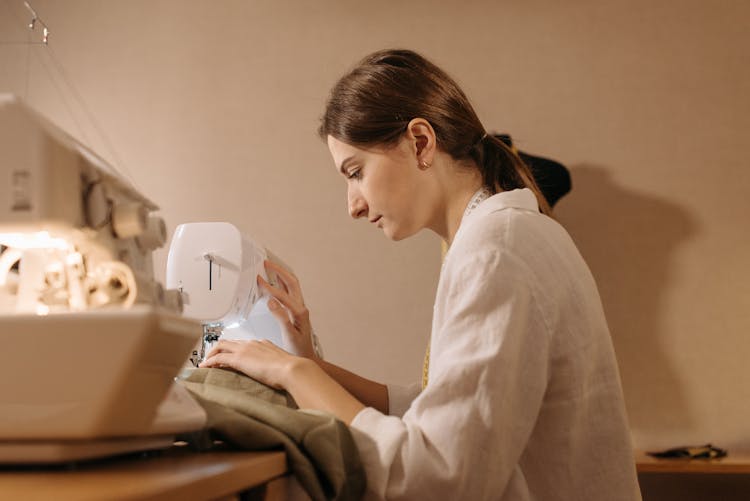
(0, 94, 207, 463)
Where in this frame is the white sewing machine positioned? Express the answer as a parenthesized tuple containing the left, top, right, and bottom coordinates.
(166, 221, 322, 362)
(0, 94, 207, 463)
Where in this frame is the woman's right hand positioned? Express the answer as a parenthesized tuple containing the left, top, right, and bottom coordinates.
(258, 260, 318, 359)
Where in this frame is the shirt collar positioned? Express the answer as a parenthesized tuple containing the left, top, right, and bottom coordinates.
(449, 188, 540, 252)
(469, 187, 540, 220)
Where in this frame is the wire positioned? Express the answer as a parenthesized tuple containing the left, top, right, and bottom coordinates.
(30, 44, 90, 144)
(1, 0, 140, 191)
(24, 16, 31, 99)
(45, 43, 138, 188)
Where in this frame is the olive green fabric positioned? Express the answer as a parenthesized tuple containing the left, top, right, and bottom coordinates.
(179, 368, 365, 501)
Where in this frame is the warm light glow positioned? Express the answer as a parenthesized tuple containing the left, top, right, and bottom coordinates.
(65, 252, 83, 265)
(0, 231, 70, 250)
(35, 304, 50, 316)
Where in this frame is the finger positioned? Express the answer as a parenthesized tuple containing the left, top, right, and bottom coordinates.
(204, 339, 240, 359)
(257, 273, 287, 298)
(268, 288, 312, 333)
(258, 274, 296, 309)
(205, 339, 248, 358)
(264, 260, 303, 299)
(259, 274, 295, 307)
(261, 275, 311, 325)
(262, 264, 309, 322)
(267, 297, 297, 332)
(259, 275, 310, 321)
(199, 352, 234, 369)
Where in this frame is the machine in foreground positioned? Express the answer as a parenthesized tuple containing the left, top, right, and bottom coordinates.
(0, 94, 206, 463)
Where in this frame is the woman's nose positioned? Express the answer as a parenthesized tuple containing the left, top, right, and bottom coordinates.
(348, 189, 368, 219)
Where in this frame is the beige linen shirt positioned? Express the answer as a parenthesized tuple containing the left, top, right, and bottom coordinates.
(349, 188, 641, 500)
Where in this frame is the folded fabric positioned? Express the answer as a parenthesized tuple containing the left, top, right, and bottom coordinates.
(179, 367, 365, 501)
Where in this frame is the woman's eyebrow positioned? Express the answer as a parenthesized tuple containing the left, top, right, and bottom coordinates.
(339, 156, 356, 175)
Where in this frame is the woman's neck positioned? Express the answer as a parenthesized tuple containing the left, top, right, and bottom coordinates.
(427, 158, 485, 245)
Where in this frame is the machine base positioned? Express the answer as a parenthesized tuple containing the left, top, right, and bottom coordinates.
(0, 435, 177, 464)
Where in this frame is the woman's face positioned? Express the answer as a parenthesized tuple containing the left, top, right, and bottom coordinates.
(327, 135, 432, 241)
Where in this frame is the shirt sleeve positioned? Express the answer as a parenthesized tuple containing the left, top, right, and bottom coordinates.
(349, 249, 550, 500)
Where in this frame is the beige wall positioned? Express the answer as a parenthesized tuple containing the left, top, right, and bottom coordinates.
(1, 0, 748, 455)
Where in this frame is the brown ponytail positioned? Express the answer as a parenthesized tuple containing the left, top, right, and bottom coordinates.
(470, 135, 552, 215)
(319, 49, 551, 216)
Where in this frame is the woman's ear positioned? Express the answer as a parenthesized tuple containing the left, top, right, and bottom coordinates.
(406, 118, 436, 167)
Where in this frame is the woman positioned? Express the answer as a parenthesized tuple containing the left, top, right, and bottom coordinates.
(201, 49, 641, 500)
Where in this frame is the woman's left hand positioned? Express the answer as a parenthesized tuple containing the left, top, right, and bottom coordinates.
(199, 339, 300, 390)
(258, 260, 318, 359)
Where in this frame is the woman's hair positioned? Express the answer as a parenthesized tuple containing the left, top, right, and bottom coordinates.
(318, 49, 551, 215)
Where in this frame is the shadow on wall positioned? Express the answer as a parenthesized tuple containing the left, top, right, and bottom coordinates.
(555, 165, 699, 441)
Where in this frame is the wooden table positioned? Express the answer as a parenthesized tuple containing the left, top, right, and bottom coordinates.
(636, 450, 750, 501)
(0, 444, 288, 501)
(635, 450, 750, 474)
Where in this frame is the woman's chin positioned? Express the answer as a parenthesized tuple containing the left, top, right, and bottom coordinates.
(381, 226, 400, 241)
(384, 225, 416, 242)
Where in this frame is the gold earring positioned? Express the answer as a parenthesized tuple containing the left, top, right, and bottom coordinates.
(418, 160, 430, 170)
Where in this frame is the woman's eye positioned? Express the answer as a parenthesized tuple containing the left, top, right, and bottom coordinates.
(347, 169, 362, 180)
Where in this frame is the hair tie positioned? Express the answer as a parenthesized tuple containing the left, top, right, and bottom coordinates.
(473, 132, 488, 150)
